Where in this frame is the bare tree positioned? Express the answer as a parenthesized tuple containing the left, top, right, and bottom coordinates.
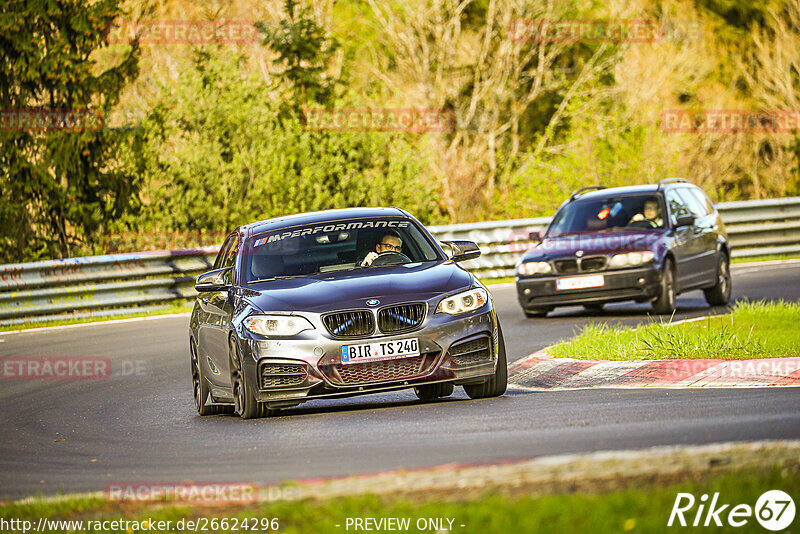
(366, 0, 615, 220)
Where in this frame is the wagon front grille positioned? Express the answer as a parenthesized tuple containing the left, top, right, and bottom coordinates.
(580, 256, 607, 272)
(377, 303, 426, 334)
(554, 259, 579, 274)
(322, 310, 375, 338)
(554, 256, 607, 273)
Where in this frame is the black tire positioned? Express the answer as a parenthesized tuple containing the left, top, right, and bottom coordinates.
(229, 337, 271, 419)
(464, 323, 508, 399)
(652, 258, 676, 315)
(414, 382, 454, 401)
(191, 340, 226, 416)
(704, 251, 731, 306)
(583, 303, 604, 312)
(524, 306, 552, 318)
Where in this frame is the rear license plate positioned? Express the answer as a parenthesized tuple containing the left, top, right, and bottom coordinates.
(556, 275, 605, 291)
(340, 338, 420, 364)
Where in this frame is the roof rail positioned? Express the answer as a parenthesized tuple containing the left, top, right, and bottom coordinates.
(657, 177, 689, 191)
(569, 186, 606, 201)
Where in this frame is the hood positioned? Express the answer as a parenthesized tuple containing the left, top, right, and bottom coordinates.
(244, 261, 472, 313)
(522, 230, 664, 260)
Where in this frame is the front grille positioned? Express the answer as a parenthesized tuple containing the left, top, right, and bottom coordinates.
(580, 256, 606, 272)
(319, 352, 438, 386)
(449, 336, 493, 367)
(554, 259, 578, 273)
(377, 303, 426, 334)
(259, 362, 307, 389)
(322, 310, 375, 338)
(554, 256, 607, 273)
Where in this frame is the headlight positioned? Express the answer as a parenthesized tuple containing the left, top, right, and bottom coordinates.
(243, 315, 314, 337)
(517, 261, 552, 276)
(608, 251, 655, 269)
(435, 288, 488, 315)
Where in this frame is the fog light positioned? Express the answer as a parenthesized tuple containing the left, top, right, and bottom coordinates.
(637, 277, 646, 285)
(524, 288, 531, 295)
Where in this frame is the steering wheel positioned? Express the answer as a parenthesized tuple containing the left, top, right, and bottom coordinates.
(628, 219, 656, 229)
(371, 251, 411, 266)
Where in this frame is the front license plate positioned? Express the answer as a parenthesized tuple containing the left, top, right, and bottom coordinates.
(340, 338, 420, 364)
(556, 275, 605, 291)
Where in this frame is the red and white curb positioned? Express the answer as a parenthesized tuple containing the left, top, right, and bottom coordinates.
(508, 349, 800, 389)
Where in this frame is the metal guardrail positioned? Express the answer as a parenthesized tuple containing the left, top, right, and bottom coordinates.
(2, 198, 799, 326)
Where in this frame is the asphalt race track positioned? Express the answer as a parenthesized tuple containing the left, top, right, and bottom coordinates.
(1, 261, 799, 499)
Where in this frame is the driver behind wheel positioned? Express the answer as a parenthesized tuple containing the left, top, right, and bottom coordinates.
(629, 197, 664, 228)
(360, 230, 403, 266)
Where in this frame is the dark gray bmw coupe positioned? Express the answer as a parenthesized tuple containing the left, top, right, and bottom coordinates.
(189, 207, 507, 418)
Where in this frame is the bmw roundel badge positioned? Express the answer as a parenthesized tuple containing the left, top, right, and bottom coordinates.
(366, 299, 380, 306)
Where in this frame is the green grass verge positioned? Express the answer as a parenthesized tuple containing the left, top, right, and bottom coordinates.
(731, 253, 800, 264)
(478, 276, 515, 285)
(1, 465, 796, 533)
(548, 300, 800, 360)
(0, 301, 194, 333)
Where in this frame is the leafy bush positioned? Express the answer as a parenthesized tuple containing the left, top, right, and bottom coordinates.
(117, 49, 442, 242)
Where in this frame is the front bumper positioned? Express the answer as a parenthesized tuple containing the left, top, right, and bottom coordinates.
(238, 308, 498, 407)
(516, 265, 662, 310)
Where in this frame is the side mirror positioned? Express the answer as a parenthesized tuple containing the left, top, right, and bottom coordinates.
(675, 214, 695, 228)
(195, 267, 232, 292)
(528, 230, 542, 243)
(441, 240, 481, 263)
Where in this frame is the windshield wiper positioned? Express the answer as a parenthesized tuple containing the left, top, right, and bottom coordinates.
(250, 275, 303, 283)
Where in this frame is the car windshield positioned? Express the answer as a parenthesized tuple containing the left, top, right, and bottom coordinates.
(547, 194, 666, 237)
(243, 217, 441, 283)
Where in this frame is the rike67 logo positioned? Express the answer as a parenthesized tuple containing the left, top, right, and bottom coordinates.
(669, 490, 795, 531)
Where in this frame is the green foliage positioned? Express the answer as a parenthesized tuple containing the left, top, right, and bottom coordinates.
(3, 465, 798, 533)
(257, 0, 339, 108)
(4, 0, 800, 262)
(125, 49, 441, 237)
(493, 98, 677, 220)
(0, 0, 141, 263)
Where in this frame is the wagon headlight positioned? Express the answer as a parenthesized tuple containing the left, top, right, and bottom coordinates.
(608, 251, 655, 269)
(517, 261, 552, 276)
(436, 288, 488, 315)
(243, 315, 314, 337)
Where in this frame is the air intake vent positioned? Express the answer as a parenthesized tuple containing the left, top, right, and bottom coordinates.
(322, 310, 375, 338)
(319, 351, 439, 386)
(378, 303, 426, 334)
(259, 362, 307, 389)
(449, 336, 493, 367)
